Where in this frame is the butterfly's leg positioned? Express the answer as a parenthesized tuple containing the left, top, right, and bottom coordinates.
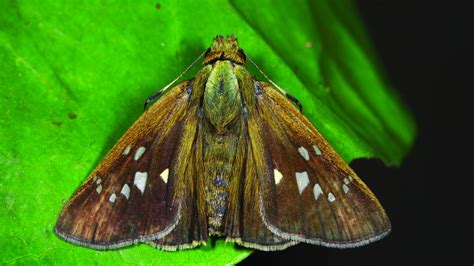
(284, 92, 303, 112)
(144, 89, 165, 109)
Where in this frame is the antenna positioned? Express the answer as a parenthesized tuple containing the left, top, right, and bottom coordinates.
(247, 56, 303, 112)
(144, 49, 208, 109)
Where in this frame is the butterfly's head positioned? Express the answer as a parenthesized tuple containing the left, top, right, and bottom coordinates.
(203, 35, 246, 65)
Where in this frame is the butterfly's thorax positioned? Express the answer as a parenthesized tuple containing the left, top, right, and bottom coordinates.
(203, 61, 242, 132)
(202, 60, 244, 235)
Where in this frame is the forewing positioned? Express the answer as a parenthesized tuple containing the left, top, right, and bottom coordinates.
(250, 82, 391, 248)
(55, 81, 199, 249)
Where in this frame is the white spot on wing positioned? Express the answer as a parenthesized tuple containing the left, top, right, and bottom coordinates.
(123, 144, 132, 155)
(343, 178, 350, 185)
(109, 193, 117, 203)
(96, 178, 102, 185)
(96, 184, 102, 194)
(134, 146, 146, 161)
(273, 169, 283, 185)
(93, 176, 98, 182)
(295, 171, 310, 194)
(312, 144, 322, 156)
(348, 175, 354, 182)
(313, 183, 323, 200)
(328, 192, 336, 202)
(160, 168, 169, 183)
(134, 171, 148, 194)
(298, 147, 310, 161)
(343, 184, 349, 194)
(121, 183, 131, 199)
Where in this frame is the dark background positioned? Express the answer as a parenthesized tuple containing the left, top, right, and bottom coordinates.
(241, 2, 471, 265)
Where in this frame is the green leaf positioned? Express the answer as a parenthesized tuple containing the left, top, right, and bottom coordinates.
(0, 0, 415, 265)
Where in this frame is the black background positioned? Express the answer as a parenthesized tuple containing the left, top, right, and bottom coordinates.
(241, 2, 471, 265)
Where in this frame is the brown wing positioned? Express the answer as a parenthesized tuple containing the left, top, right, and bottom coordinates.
(222, 124, 298, 251)
(55, 81, 207, 249)
(248, 81, 391, 248)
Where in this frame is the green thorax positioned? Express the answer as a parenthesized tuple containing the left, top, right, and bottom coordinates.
(203, 61, 243, 133)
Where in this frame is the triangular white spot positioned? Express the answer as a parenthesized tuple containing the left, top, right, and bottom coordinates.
(328, 192, 336, 202)
(96, 184, 102, 194)
(134, 146, 146, 161)
(121, 183, 131, 199)
(274, 169, 283, 185)
(122, 144, 132, 155)
(312, 144, 322, 156)
(134, 172, 148, 194)
(343, 184, 349, 194)
(298, 147, 310, 161)
(313, 183, 323, 200)
(109, 193, 117, 203)
(295, 171, 309, 194)
(160, 168, 169, 183)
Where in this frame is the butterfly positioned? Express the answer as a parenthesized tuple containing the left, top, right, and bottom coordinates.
(55, 35, 391, 251)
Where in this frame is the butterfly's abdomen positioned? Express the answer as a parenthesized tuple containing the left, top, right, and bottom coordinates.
(203, 130, 240, 236)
